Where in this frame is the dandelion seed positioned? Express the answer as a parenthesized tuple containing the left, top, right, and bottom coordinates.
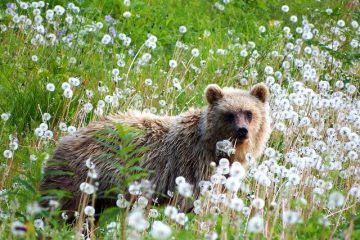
(191, 48, 200, 57)
(34, 219, 44, 230)
(225, 177, 241, 192)
(230, 162, 246, 179)
(290, 15, 298, 23)
(49, 200, 60, 209)
(3, 150, 13, 159)
(123, 11, 131, 18)
(1, 113, 10, 121)
(46, 83, 55, 92)
(79, 182, 95, 194)
(149, 209, 159, 218)
(178, 182, 193, 197)
(44, 130, 53, 139)
(247, 215, 264, 233)
(84, 206, 95, 216)
(69, 77, 80, 87)
(164, 206, 178, 220)
(282, 210, 301, 225)
(150, 221, 172, 239)
(337, 20, 345, 27)
(230, 198, 244, 211)
(259, 26, 266, 33)
(101, 34, 112, 45)
(179, 25, 187, 34)
(175, 212, 188, 225)
(251, 198, 265, 209)
(31, 55, 38, 62)
(169, 59, 177, 68)
(63, 88, 74, 98)
(116, 198, 129, 208)
(67, 126, 76, 134)
(136, 196, 149, 208)
(34, 128, 44, 137)
(128, 209, 149, 231)
(327, 191, 345, 209)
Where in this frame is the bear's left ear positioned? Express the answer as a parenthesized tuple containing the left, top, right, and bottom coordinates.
(205, 84, 224, 104)
(250, 83, 269, 103)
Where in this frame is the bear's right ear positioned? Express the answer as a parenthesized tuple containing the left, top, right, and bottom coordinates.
(205, 84, 224, 104)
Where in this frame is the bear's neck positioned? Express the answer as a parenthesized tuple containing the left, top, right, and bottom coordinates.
(198, 107, 223, 163)
(167, 107, 219, 163)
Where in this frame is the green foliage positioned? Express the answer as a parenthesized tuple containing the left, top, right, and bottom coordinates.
(0, 0, 359, 239)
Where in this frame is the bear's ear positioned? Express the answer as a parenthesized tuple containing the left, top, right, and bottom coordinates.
(205, 84, 224, 104)
(250, 83, 269, 103)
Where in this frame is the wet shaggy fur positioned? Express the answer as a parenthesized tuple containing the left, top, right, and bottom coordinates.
(40, 83, 271, 212)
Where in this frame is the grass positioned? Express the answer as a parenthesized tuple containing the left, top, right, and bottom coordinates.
(0, 0, 360, 239)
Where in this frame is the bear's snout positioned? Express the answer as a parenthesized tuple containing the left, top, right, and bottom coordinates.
(236, 127, 249, 140)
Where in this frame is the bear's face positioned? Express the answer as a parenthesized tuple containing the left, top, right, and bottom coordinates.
(205, 83, 269, 146)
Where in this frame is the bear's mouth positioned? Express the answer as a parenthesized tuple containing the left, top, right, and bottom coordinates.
(233, 136, 249, 145)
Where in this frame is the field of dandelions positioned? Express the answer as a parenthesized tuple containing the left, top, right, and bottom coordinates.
(0, 0, 359, 239)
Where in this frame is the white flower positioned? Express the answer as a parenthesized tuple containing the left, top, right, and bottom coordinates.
(337, 20, 345, 27)
(247, 215, 264, 233)
(31, 55, 38, 62)
(3, 150, 13, 159)
(34, 219, 44, 230)
(281, 5, 289, 12)
(290, 15, 298, 23)
(178, 182, 193, 197)
(230, 162, 246, 179)
(1, 113, 10, 121)
(84, 206, 95, 216)
(179, 25, 187, 34)
(68, 77, 80, 86)
(67, 126, 77, 134)
(225, 177, 241, 192)
(229, 198, 244, 211)
(44, 130, 53, 139)
(251, 198, 265, 209)
(191, 48, 200, 57)
(175, 212, 188, 225)
(79, 182, 95, 194)
(259, 26, 266, 33)
(128, 209, 149, 231)
(150, 221, 172, 239)
(42, 113, 51, 122)
(175, 176, 186, 185)
(144, 78, 153, 86)
(34, 128, 44, 137)
(149, 209, 159, 218)
(46, 83, 55, 92)
(101, 34, 112, 45)
(327, 191, 345, 209)
(282, 210, 301, 225)
(123, 11, 131, 18)
(61, 82, 71, 90)
(264, 66, 274, 75)
(164, 206, 178, 220)
(136, 196, 149, 208)
(169, 59, 178, 68)
(63, 89, 73, 98)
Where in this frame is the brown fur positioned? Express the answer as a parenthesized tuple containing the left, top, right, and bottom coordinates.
(40, 83, 271, 212)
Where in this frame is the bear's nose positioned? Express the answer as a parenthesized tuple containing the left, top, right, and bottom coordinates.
(237, 127, 248, 137)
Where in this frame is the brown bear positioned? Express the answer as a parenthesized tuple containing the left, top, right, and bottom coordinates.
(40, 83, 271, 213)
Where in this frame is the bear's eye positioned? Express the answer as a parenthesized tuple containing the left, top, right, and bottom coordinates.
(245, 111, 253, 121)
(224, 112, 235, 122)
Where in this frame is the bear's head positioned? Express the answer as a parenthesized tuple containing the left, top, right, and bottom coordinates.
(204, 83, 270, 161)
